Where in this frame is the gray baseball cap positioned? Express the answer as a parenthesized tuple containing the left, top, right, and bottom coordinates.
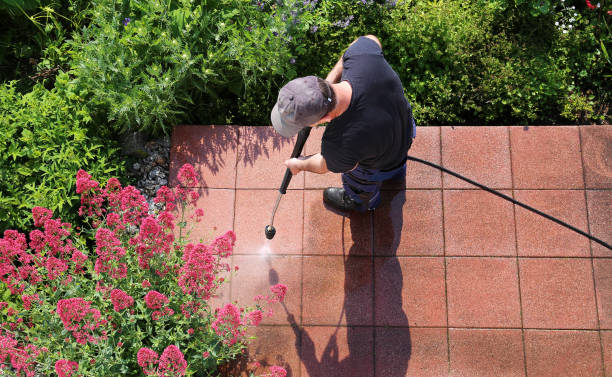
(271, 76, 332, 137)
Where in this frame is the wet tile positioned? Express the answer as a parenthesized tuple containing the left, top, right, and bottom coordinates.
(236, 126, 304, 190)
(524, 330, 603, 377)
(447, 257, 521, 328)
(603, 331, 612, 376)
(234, 190, 303, 255)
(441, 126, 511, 189)
(376, 327, 447, 377)
(514, 190, 589, 257)
(580, 125, 612, 189)
(519, 258, 598, 329)
(170, 125, 239, 188)
(302, 256, 373, 326)
(373, 190, 443, 256)
(303, 126, 343, 189)
(587, 190, 612, 257)
(406, 126, 442, 189)
(594, 259, 612, 329)
(303, 190, 371, 256)
(231, 255, 302, 325)
(374, 257, 446, 327)
(180, 189, 235, 245)
(219, 325, 302, 377)
(510, 126, 583, 189)
(444, 190, 516, 256)
(449, 329, 525, 377)
(300, 326, 374, 377)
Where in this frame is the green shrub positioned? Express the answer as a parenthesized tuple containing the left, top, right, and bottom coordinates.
(0, 0, 90, 89)
(0, 78, 125, 233)
(64, 0, 327, 135)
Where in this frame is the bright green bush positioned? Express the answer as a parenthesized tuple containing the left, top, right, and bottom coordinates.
(0, 78, 125, 233)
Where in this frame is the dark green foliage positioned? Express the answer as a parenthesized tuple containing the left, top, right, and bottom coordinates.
(0, 78, 125, 233)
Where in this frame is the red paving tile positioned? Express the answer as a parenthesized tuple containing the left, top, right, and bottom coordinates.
(514, 190, 590, 257)
(220, 325, 301, 377)
(169, 125, 610, 377)
(510, 126, 584, 189)
(447, 257, 521, 328)
(234, 189, 303, 255)
(375, 327, 448, 377)
(587, 190, 612, 257)
(449, 329, 525, 377)
(374, 257, 446, 327)
(594, 259, 612, 329)
(524, 330, 603, 377)
(231, 255, 302, 325)
(444, 190, 516, 256)
(236, 126, 304, 190)
(373, 190, 444, 256)
(300, 326, 374, 377)
(181, 188, 235, 244)
(303, 190, 371, 256)
(580, 125, 612, 189)
(170, 125, 239, 188)
(302, 256, 373, 326)
(519, 258, 598, 329)
(406, 126, 442, 188)
(603, 331, 612, 376)
(441, 126, 512, 189)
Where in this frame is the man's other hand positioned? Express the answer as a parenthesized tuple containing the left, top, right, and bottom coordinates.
(285, 158, 303, 175)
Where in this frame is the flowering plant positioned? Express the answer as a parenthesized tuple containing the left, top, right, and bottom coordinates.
(0, 163, 286, 376)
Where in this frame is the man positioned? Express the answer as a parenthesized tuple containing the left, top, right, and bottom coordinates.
(270, 34, 416, 212)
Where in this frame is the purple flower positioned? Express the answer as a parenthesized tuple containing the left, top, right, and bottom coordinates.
(310, 25, 319, 33)
(123, 17, 131, 26)
(289, 58, 296, 64)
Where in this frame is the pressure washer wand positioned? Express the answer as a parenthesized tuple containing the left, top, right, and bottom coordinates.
(265, 126, 312, 240)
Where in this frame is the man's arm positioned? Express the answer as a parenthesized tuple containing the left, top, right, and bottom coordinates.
(285, 153, 329, 175)
(325, 34, 382, 84)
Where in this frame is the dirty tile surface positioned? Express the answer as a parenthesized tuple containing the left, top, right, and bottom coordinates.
(170, 124, 612, 376)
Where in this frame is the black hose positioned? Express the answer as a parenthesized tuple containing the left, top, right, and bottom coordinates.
(406, 155, 612, 251)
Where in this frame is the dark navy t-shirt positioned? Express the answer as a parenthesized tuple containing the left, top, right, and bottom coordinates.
(321, 36, 416, 173)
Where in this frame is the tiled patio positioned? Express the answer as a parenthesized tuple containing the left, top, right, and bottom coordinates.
(170, 125, 612, 377)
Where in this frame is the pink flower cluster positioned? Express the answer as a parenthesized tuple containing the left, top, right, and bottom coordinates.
(144, 290, 174, 320)
(211, 303, 245, 345)
(1, 210, 80, 297)
(94, 227, 127, 279)
(177, 230, 235, 303)
(55, 359, 79, 377)
(21, 294, 41, 311)
(138, 345, 187, 376)
(137, 347, 159, 376)
(131, 216, 174, 273)
(0, 332, 45, 377)
(110, 289, 134, 312)
(56, 298, 107, 344)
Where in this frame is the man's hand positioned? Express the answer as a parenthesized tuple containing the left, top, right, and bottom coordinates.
(284, 158, 303, 175)
(284, 154, 329, 175)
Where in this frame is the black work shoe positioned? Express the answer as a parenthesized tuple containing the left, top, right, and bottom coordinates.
(323, 187, 364, 212)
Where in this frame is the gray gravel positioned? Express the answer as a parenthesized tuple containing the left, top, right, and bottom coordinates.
(125, 135, 171, 213)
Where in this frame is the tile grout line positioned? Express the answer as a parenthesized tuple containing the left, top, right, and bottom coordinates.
(508, 126, 529, 377)
(439, 126, 451, 374)
(578, 126, 606, 375)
